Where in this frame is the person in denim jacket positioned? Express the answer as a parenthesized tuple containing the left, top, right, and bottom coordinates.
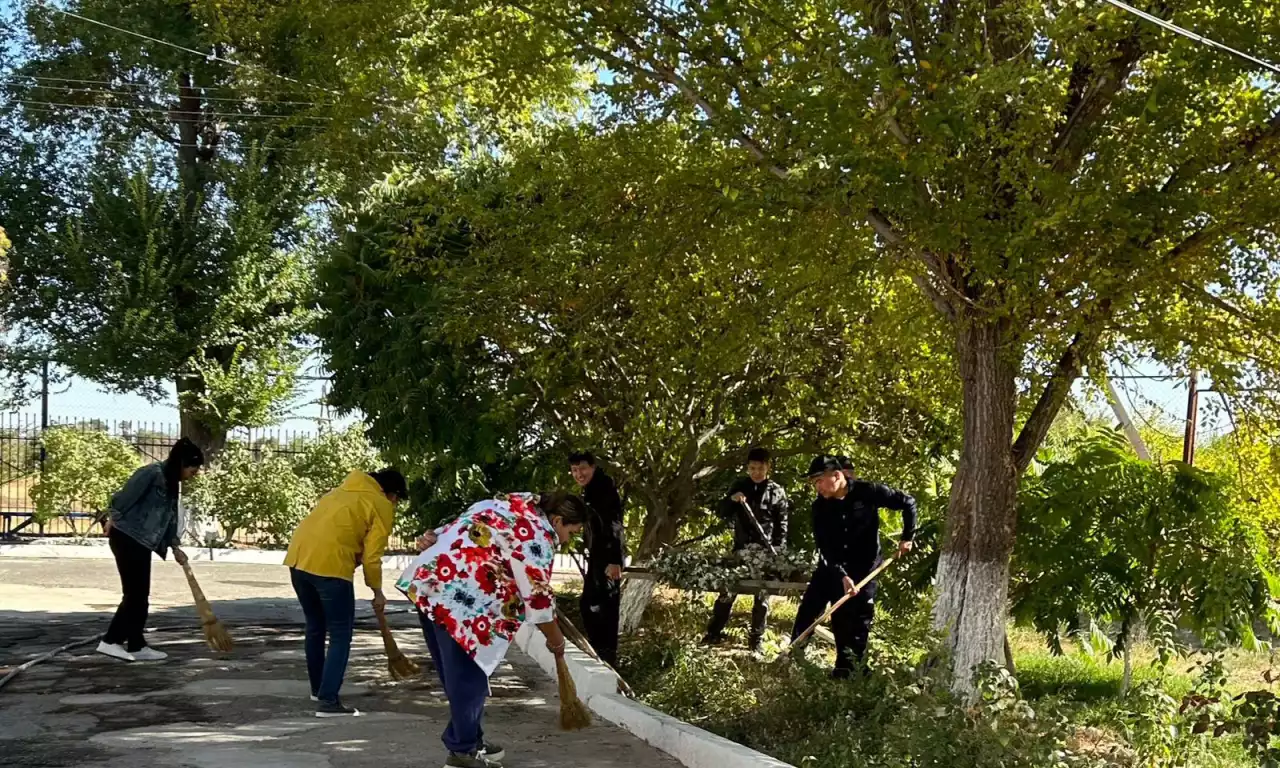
(97, 437, 204, 662)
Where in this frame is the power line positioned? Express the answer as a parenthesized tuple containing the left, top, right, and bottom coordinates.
(41, 3, 328, 93)
(17, 99, 333, 122)
(19, 82, 326, 106)
(1102, 0, 1280, 76)
(6, 74, 318, 97)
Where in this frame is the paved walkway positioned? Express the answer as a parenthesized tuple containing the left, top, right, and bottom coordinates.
(0, 559, 679, 768)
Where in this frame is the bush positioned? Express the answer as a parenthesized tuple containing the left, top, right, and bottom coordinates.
(29, 426, 140, 523)
(613, 591, 1263, 768)
(293, 424, 379, 493)
(186, 441, 315, 546)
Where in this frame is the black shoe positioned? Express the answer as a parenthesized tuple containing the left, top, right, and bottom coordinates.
(445, 751, 500, 768)
(480, 740, 505, 761)
(748, 636, 763, 654)
(315, 699, 361, 718)
(701, 633, 726, 647)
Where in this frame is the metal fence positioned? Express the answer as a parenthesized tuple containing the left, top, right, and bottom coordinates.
(0, 412, 313, 541)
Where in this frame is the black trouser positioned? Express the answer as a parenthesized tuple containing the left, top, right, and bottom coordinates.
(705, 591, 769, 646)
(104, 527, 154, 652)
(792, 569, 877, 677)
(580, 573, 621, 668)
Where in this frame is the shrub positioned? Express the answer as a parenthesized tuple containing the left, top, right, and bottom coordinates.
(29, 426, 140, 523)
(186, 441, 315, 546)
(292, 424, 379, 493)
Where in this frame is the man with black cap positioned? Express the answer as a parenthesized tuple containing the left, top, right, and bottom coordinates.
(701, 447, 789, 652)
(793, 454, 916, 678)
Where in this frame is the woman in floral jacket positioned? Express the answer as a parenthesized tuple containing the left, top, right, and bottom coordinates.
(397, 492, 585, 768)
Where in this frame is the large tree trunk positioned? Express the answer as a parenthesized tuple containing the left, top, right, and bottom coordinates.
(176, 374, 227, 460)
(932, 320, 1020, 697)
(620, 491, 688, 633)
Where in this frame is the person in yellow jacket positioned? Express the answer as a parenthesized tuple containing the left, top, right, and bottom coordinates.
(284, 468, 408, 717)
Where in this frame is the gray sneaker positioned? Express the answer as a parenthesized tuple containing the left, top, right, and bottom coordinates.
(315, 700, 361, 718)
(480, 740, 505, 761)
(445, 750, 500, 768)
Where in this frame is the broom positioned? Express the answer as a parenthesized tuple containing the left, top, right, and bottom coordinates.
(179, 560, 234, 652)
(774, 556, 896, 666)
(551, 614, 592, 730)
(374, 604, 420, 680)
(557, 613, 635, 698)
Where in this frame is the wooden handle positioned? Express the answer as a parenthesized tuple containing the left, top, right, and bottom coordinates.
(557, 614, 635, 698)
(792, 557, 896, 647)
(374, 606, 398, 654)
(739, 499, 777, 556)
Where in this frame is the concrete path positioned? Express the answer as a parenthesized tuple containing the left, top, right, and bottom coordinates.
(0, 558, 679, 768)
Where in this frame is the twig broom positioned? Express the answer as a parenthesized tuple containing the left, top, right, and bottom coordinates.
(774, 556, 896, 667)
(179, 560, 234, 652)
(555, 650, 592, 730)
(374, 604, 420, 680)
(557, 613, 635, 698)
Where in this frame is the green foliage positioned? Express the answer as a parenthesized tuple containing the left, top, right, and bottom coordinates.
(29, 426, 141, 523)
(292, 424, 381, 494)
(185, 441, 315, 547)
(0, 0, 318, 451)
(649, 544, 812, 594)
(1012, 431, 1276, 659)
(618, 594, 1096, 768)
(316, 125, 958, 555)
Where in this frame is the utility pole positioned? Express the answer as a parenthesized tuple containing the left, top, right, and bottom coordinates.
(1103, 377, 1152, 461)
(1182, 370, 1200, 466)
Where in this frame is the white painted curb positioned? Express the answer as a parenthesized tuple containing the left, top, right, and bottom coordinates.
(0, 543, 579, 575)
(513, 624, 795, 768)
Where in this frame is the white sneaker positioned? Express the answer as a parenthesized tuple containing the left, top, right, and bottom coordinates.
(132, 646, 169, 662)
(96, 641, 136, 662)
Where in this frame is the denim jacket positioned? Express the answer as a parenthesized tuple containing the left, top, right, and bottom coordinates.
(109, 463, 179, 559)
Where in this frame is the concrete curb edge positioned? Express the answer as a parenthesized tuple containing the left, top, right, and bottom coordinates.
(513, 623, 795, 768)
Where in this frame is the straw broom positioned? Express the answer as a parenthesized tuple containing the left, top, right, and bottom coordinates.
(557, 614, 635, 698)
(774, 556, 896, 668)
(179, 560, 234, 652)
(374, 604, 420, 680)
(555, 648, 592, 730)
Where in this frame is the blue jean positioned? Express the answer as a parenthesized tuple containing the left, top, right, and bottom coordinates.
(290, 568, 355, 704)
(418, 609, 489, 754)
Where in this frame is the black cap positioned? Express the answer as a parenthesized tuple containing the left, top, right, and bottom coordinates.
(806, 455, 841, 478)
(836, 455, 853, 471)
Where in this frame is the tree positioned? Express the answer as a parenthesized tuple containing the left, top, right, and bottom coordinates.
(317, 124, 959, 559)
(283, 0, 1280, 693)
(0, 0, 318, 456)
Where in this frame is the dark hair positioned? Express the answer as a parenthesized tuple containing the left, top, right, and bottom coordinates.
(369, 468, 409, 499)
(536, 491, 588, 525)
(164, 437, 205, 498)
(747, 447, 771, 464)
(567, 451, 596, 466)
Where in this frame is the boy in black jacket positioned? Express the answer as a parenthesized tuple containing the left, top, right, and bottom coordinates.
(793, 455, 915, 678)
(569, 451, 626, 667)
(702, 448, 789, 652)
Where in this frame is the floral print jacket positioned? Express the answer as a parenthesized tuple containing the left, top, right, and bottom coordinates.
(396, 494, 557, 677)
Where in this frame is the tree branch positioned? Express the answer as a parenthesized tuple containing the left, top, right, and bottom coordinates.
(1011, 318, 1108, 473)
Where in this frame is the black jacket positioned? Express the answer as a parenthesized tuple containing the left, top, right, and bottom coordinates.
(716, 476, 789, 551)
(812, 480, 916, 582)
(582, 469, 626, 576)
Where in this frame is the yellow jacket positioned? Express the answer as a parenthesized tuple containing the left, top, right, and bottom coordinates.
(284, 471, 395, 588)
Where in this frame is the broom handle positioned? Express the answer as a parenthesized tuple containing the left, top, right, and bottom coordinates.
(739, 499, 777, 555)
(374, 605, 399, 656)
(180, 560, 219, 624)
(792, 556, 896, 647)
(557, 614, 636, 698)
